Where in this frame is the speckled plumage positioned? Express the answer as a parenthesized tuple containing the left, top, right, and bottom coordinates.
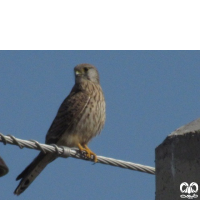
(14, 64, 106, 195)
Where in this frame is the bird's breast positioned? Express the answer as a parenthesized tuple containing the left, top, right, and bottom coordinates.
(58, 88, 105, 147)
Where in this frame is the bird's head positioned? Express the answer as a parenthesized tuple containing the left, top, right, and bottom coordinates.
(74, 64, 100, 84)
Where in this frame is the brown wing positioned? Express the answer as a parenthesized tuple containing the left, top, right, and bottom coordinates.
(45, 85, 90, 144)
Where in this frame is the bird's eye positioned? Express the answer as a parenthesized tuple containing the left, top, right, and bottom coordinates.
(84, 67, 88, 72)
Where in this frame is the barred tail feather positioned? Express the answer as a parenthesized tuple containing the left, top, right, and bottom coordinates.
(14, 152, 56, 195)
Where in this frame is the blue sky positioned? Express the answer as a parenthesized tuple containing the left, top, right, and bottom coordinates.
(0, 51, 200, 200)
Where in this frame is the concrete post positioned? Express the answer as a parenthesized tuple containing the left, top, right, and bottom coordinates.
(156, 118, 200, 200)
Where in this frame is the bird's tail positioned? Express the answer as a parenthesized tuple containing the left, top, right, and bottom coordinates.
(14, 152, 56, 195)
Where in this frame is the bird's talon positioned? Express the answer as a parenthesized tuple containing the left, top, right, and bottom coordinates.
(78, 143, 97, 162)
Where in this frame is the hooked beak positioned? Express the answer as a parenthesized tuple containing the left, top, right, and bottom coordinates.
(75, 70, 82, 76)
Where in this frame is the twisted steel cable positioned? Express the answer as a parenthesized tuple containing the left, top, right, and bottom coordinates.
(0, 133, 155, 175)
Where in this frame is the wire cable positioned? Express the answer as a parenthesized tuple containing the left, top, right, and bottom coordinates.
(0, 133, 155, 175)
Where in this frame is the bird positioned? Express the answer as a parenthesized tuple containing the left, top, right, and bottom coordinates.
(0, 155, 9, 177)
(14, 63, 106, 195)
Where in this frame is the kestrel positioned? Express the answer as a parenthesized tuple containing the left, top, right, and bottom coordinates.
(14, 64, 106, 195)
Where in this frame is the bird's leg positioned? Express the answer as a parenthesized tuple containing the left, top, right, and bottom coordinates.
(83, 144, 97, 162)
(78, 143, 97, 162)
